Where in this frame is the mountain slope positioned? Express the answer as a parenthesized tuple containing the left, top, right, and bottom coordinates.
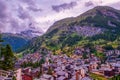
(47, 6, 120, 36)
(2, 33, 29, 52)
(23, 6, 120, 53)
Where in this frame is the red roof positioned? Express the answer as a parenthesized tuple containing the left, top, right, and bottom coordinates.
(22, 74, 33, 80)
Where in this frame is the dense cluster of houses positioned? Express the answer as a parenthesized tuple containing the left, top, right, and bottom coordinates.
(15, 53, 42, 67)
(18, 53, 92, 80)
(0, 70, 14, 80)
(1, 48, 120, 80)
(13, 49, 120, 80)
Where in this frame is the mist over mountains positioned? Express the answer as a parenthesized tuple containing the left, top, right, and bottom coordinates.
(0, 0, 120, 34)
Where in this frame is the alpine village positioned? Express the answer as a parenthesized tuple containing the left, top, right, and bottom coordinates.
(0, 3, 120, 80)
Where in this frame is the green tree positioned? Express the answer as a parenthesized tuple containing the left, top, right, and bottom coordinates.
(0, 34, 15, 70)
(0, 34, 5, 69)
(3, 45, 15, 70)
(109, 75, 120, 80)
(0, 34, 3, 58)
(103, 45, 114, 50)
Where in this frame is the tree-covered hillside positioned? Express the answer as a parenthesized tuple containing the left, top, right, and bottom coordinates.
(2, 33, 29, 52)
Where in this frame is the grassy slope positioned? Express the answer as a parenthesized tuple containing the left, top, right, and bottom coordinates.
(90, 73, 108, 80)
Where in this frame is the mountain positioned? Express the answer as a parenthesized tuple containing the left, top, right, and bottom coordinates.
(20, 30, 42, 39)
(23, 6, 120, 53)
(18, 28, 43, 39)
(2, 33, 29, 52)
(1, 27, 44, 52)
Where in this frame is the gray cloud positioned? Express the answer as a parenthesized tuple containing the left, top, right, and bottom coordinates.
(0, 0, 10, 32)
(0, 1, 7, 18)
(0, 22, 5, 32)
(18, 6, 31, 20)
(0, 0, 41, 33)
(85, 1, 94, 7)
(20, 0, 42, 12)
(52, 1, 77, 12)
(20, 0, 35, 6)
(0, 0, 9, 21)
(27, 6, 42, 12)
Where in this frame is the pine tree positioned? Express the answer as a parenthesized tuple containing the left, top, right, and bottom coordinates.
(0, 34, 4, 69)
(0, 34, 15, 70)
(4, 45, 15, 70)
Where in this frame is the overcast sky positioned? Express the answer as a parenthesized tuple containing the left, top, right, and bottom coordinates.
(0, 0, 120, 33)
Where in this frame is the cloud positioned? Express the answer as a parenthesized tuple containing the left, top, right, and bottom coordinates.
(52, 1, 77, 12)
(85, 1, 94, 7)
(0, 22, 5, 32)
(0, 1, 7, 18)
(109, 1, 120, 10)
(20, 0, 42, 12)
(0, 0, 13, 32)
(20, 0, 35, 6)
(0, 0, 120, 34)
(0, 0, 9, 21)
(18, 6, 31, 20)
(0, 0, 43, 33)
(27, 6, 42, 12)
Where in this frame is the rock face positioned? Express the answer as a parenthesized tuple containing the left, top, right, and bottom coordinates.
(73, 26, 104, 37)
(46, 6, 120, 37)
(22, 6, 120, 52)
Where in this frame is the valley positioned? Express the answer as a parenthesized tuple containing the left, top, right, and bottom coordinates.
(1, 6, 120, 80)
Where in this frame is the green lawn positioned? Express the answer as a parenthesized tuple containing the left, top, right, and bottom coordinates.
(90, 73, 108, 80)
(16, 53, 23, 58)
